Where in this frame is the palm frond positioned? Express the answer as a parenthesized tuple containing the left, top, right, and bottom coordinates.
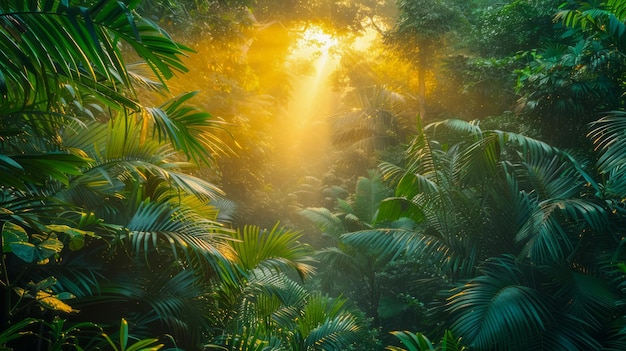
(0, 0, 191, 114)
(209, 326, 283, 351)
(125, 198, 233, 271)
(210, 197, 238, 224)
(229, 224, 316, 280)
(64, 118, 225, 205)
(588, 112, 626, 196)
(523, 312, 602, 351)
(517, 154, 583, 200)
(515, 196, 608, 263)
(542, 263, 618, 330)
(352, 171, 391, 223)
(44, 250, 106, 299)
(386, 330, 435, 351)
(450, 137, 499, 186)
(426, 119, 483, 140)
(556, 0, 626, 51)
(448, 256, 554, 350)
(144, 91, 234, 166)
(314, 247, 364, 278)
(296, 293, 365, 351)
(248, 271, 309, 318)
(340, 228, 420, 263)
(0, 152, 90, 191)
(298, 207, 345, 238)
(140, 268, 210, 344)
(305, 314, 363, 351)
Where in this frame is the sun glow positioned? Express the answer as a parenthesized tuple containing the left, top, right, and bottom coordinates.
(284, 26, 340, 128)
(288, 26, 339, 68)
(271, 26, 341, 175)
(301, 27, 338, 53)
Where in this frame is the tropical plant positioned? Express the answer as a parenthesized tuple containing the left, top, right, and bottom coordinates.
(328, 85, 417, 180)
(384, 0, 462, 119)
(515, 0, 626, 147)
(0, 318, 40, 348)
(99, 318, 165, 351)
(360, 120, 520, 280)
(386, 330, 466, 351)
(556, 0, 626, 52)
(0, 0, 234, 349)
(470, 0, 561, 58)
(515, 40, 623, 147)
(300, 171, 397, 313)
(342, 117, 626, 349)
(207, 224, 371, 351)
(300, 170, 444, 339)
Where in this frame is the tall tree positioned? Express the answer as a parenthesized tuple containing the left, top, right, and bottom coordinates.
(384, 0, 461, 120)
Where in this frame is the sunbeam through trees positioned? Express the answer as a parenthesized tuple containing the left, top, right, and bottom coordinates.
(2, 0, 626, 350)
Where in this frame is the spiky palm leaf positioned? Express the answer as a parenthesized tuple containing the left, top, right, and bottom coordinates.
(386, 330, 436, 351)
(59, 116, 224, 213)
(144, 91, 234, 166)
(588, 112, 626, 198)
(229, 224, 315, 281)
(0, 0, 190, 115)
(125, 198, 233, 269)
(376, 120, 507, 278)
(211, 271, 366, 351)
(448, 256, 556, 350)
(447, 254, 618, 351)
(79, 263, 213, 347)
(375, 119, 608, 276)
(368, 116, 626, 350)
(386, 330, 467, 351)
(298, 207, 345, 239)
(287, 293, 366, 351)
(330, 85, 415, 152)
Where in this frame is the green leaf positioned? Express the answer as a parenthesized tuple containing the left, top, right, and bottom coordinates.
(55, 292, 76, 300)
(120, 318, 129, 351)
(0, 154, 23, 172)
(387, 330, 435, 351)
(0, 318, 40, 345)
(34, 276, 58, 291)
(375, 197, 425, 224)
(230, 223, 315, 280)
(46, 224, 95, 250)
(2, 222, 28, 253)
(10, 242, 37, 262)
(125, 338, 163, 351)
(37, 238, 64, 259)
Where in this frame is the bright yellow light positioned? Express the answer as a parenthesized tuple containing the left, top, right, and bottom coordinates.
(301, 27, 338, 53)
(289, 26, 339, 62)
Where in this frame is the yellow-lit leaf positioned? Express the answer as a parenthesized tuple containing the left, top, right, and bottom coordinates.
(46, 224, 96, 250)
(2, 222, 28, 253)
(36, 291, 79, 314)
(37, 238, 64, 259)
(13, 287, 29, 298)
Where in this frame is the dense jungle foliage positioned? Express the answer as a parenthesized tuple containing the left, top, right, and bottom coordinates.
(2, 0, 626, 350)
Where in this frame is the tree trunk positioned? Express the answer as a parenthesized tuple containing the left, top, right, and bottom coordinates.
(417, 64, 426, 120)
